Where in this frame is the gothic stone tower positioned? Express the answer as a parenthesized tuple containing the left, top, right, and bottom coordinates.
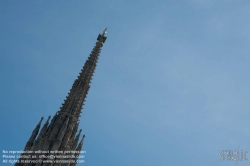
(15, 28, 107, 166)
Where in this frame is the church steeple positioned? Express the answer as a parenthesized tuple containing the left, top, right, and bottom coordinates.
(15, 28, 108, 166)
(57, 27, 107, 120)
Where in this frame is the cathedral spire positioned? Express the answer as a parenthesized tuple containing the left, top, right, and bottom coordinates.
(57, 28, 107, 119)
(15, 29, 108, 166)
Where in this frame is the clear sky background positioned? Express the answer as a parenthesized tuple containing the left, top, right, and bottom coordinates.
(1, 0, 250, 166)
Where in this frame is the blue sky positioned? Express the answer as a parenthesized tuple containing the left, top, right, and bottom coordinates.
(1, 0, 250, 166)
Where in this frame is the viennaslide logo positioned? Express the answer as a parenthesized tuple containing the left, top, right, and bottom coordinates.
(219, 146, 248, 165)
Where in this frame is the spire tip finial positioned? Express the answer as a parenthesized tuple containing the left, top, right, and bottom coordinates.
(102, 27, 107, 35)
